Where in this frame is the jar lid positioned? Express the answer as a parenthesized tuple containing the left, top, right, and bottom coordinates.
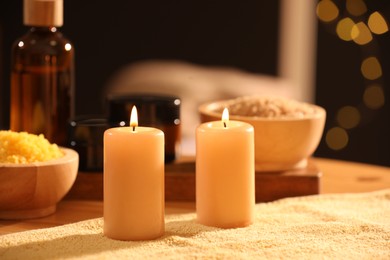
(107, 94, 181, 126)
(67, 116, 109, 172)
(68, 116, 108, 146)
(24, 0, 63, 27)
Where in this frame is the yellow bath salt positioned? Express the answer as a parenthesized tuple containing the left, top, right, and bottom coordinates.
(0, 130, 64, 164)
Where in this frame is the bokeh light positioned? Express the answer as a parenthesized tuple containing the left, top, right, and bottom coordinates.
(65, 43, 72, 51)
(363, 84, 385, 109)
(346, 0, 367, 16)
(351, 22, 373, 45)
(336, 18, 355, 41)
(336, 106, 361, 129)
(368, 11, 389, 35)
(361, 56, 382, 80)
(316, 0, 339, 22)
(318, 0, 389, 154)
(326, 127, 349, 150)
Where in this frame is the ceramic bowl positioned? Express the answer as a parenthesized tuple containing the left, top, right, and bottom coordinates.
(199, 99, 326, 172)
(0, 147, 79, 219)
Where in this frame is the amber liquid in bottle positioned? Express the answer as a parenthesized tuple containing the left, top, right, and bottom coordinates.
(11, 27, 74, 145)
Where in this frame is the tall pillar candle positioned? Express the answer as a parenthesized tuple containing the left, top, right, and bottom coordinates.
(104, 106, 165, 240)
(196, 108, 255, 228)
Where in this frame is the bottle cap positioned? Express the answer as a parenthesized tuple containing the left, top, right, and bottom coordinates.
(68, 116, 109, 172)
(24, 0, 63, 27)
(107, 93, 182, 163)
(107, 94, 181, 126)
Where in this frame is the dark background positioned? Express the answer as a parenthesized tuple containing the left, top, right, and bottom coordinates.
(1, 0, 389, 166)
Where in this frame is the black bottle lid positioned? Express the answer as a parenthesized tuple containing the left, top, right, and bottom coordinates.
(68, 115, 108, 172)
(107, 93, 181, 127)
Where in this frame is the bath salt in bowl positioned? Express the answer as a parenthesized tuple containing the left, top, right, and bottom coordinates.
(199, 96, 326, 172)
(0, 131, 79, 219)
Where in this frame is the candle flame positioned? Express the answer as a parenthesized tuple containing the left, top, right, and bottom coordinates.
(130, 106, 138, 130)
(222, 108, 229, 128)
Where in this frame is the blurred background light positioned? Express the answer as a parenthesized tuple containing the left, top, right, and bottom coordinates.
(316, 0, 389, 165)
(326, 127, 349, 150)
(361, 56, 382, 80)
(346, 0, 367, 16)
(363, 84, 385, 109)
(336, 18, 355, 41)
(316, 0, 339, 22)
(351, 22, 373, 45)
(336, 106, 361, 129)
(368, 11, 389, 35)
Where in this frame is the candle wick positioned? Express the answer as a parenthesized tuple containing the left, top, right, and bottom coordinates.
(223, 122, 227, 128)
(132, 125, 136, 131)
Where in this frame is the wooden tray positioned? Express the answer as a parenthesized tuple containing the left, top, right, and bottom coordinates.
(65, 159, 321, 202)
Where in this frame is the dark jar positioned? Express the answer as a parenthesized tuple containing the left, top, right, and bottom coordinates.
(68, 116, 109, 172)
(107, 94, 181, 163)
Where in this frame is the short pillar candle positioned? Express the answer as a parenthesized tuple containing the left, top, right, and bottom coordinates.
(104, 106, 165, 240)
(196, 108, 255, 228)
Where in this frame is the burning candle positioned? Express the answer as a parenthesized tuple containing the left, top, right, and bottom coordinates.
(196, 108, 255, 228)
(104, 106, 165, 240)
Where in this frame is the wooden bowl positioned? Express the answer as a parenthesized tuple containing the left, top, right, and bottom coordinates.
(199, 100, 326, 172)
(0, 148, 79, 219)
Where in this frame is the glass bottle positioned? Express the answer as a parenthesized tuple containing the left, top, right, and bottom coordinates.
(10, 0, 74, 146)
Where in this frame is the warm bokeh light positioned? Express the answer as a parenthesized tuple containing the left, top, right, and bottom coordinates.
(326, 127, 349, 150)
(368, 11, 389, 35)
(363, 84, 385, 109)
(346, 0, 367, 16)
(336, 18, 355, 41)
(361, 57, 382, 80)
(317, 0, 387, 155)
(336, 106, 361, 129)
(65, 43, 72, 51)
(351, 22, 373, 45)
(316, 0, 339, 22)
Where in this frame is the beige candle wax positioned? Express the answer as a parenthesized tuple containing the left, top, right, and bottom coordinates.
(104, 106, 165, 240)
(196, 108, 255, 228)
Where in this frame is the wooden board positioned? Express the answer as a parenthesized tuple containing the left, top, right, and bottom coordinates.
(65, 159, 320, 202)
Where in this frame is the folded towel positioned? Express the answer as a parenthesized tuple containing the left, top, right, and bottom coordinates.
(1, 189, 389, 259)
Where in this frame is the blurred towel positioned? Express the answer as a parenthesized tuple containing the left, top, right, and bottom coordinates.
(1, 189, 389, 259)
(105, 60, 294, 141)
